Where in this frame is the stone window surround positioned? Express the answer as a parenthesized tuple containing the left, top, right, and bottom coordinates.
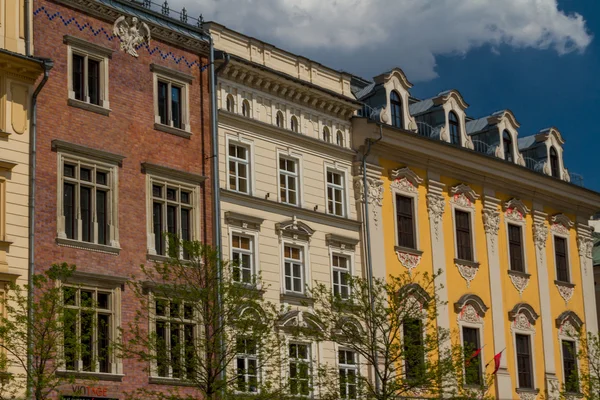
(556, 311, 583, 394)
(399, 285, 430, 381)
(0, 159, 17, 244)
(225, 133, 255, 196)
(550, 215, 574, 285)
(327, 235, 356, 299)
(276, 148, 304, 207)
(151, 63, 193, 137)
(287, 340, 315, 398)
(228, 227, 260, 288)
(323, 161, 349, 218)
(509, 306, 539, 394)
(281, 241, 309, 297)
(390, 168, 423, 252)
(64, 35, 112, 115)
(142, 162, 204, 258)
(456, 301, 486, 387)
(53, 140, 124, 254)
(450, 185, 480, 278)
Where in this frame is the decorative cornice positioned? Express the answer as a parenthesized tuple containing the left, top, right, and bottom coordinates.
(275, 216, 314, 241)
(63, 34, 113, 58)
(52, 139, 125, 165)
(150, 63, 194, 84)
(555, 310, 583, 332)
(505, 198, 530, 222)
(454, 294, 489, 317)
(389, 167, 423, 194)
(141, 162, 206, 185)
(551, 214, 574, 235)
(449, 183, 479, 209)
(0, 159, 18, 170)
(224, 211, 264, 231)
(325, 234, 359, 251)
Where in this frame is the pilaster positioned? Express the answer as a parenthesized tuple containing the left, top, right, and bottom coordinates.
(576, 222, 598, 334)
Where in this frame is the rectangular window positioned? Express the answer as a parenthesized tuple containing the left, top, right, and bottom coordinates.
(71, 53, 102, 106)
(156, 79, 184, 129)
(289, 343, 310, 397)
(462, 326, 481, 385)
(508, 224, 524, 273)
(327, 170, 345, 217)
(338, 350, 357, 399)
(555, 236, 569, 282)
(332, 254, 350, 299)
(236, 337, 258, 393)
(152, 182, 193, 258)
(279, 157, 299, 206)
(455, 210, 473, 261)
(562, 340, 578, 393)
(396, 195, 415, 249)
(516, 334, 533, 389)
(62, 162, 111, 245)
(154, 299, 196, 379)
(228, 144, 249, 194)
(284, 245, 303, 294)
(232, 234, 253, 284)
(403, 318, 424, 380)
(63, 286, 113, 373)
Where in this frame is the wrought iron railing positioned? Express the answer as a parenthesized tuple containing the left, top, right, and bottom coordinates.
(471, 140, 498, 156)
(523, 157, 546, 173)
(416, 121, 442, 139)
(129, 0, 205, 29)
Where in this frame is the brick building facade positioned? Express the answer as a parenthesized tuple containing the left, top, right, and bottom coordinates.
(32, 0, 212, 395)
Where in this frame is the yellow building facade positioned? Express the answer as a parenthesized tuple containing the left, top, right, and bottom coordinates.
(352, 69, 599, 399)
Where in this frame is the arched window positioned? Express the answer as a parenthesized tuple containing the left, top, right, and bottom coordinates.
(390, 91, 403, 129)
(290, 116, 299, 133)
(448, 111, 460, 145)
(336, 131, 345, 147)
(323, 127, 331, 142)
(503, 130, 513, 162)
(550, 147, 559, 177)
(241, 100, 250, 117)
(276, 111, 284, 128)
(226, 94, 235, 112)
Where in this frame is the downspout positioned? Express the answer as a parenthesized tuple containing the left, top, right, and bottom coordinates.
(27, 59, 53, 400)
(361, 121, 383, 394)
(24, 0, 31, 56)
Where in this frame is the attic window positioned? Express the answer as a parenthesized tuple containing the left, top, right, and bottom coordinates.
(449, 111, 460, 146)
(550, 147, 559, 178)
(503, 130, 513, 162)
(390, 91, 403, 129)
(276, 111, 284, 128)
(323, 127, 331, 143)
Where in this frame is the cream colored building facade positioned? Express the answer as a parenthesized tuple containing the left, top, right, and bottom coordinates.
(207, 22, 366, 397)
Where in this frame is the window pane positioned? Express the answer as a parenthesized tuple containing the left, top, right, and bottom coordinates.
(64, 183, 76, 240)
(171, 85, 182, 129)
(72, 54, 85, 101)
(97, 190, 108, 245)
(516, 334, 533, 389)
(562, 340, 578, 393)
(158, 81, 168, 125)
(153, 202, 163, 255)
(462, 327, 481, 385)
(80, 186, 92, 242)
(98, 313, 110, 373)
(81, 310, 93, 371)
(88, 59, 100, 105)
(508, 224, 524, 272)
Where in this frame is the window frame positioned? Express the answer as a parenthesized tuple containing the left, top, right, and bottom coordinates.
(338, 348, 358, 399)
(290, 115, 299, 133)
(226, 136, 253, 195)
(456, 303, 485, 387)
(401, 297, 427, 382)
(276, 111, 285, 128)
(288, 342, 312, 398)
(235, 336, 260, 393)
(448, 111, 461, 146)
(241, 99, 251, 118)
(277, 152, 302, 207)
(552, 233, 571, 283)
(325, 168, 346, 217)
(226, 94, 235, 113)
(514, 333, 534, 390)
(322, 126, 331, 143)
(461, 325, 483, 386)
(390, 90, 403, 129)
(230, 231, 256, 285)
(560, 339, 579, 394)
(331, 253, 351, 299)
(510, 311, 538, 393)
(282, 243, 305, 295)
(503, 130, 514, 162)
(549, 146, 560, 178)
(152, 64, 192, 134)
(336, 130, 345, 147)
(453, 207, 475, 262)
(507, 223, 526, 273)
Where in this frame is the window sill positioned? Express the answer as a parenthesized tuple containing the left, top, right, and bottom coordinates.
(0, 130, 9, 138)
(454, 258, 480, 269)
(516, 388, 539, 396)
(149, 376, 196, 387)
(56, 370, 124, 382)
(56, 237, 120, 255)
(281, 292, 314, 306)
(508, 270, 531, 279)
(67, 98, 110, 116)
(154, 123, 191, 139)
(394, 246, 423, 256)
(554, 280, 575, 288)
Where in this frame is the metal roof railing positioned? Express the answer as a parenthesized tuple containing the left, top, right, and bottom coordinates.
(416, 121, 442, 140)
(130, 0, 205, 29)
(472, 140, 498, 156)
(523, 157, 546, 173)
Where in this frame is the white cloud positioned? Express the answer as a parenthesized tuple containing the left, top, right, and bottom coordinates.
(172, 0, 592, 81)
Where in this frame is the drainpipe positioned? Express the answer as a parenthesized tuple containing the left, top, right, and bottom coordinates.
(361, 121, 383, 394)
(27, 58, 53, 400)
(24, 0, 31, 56)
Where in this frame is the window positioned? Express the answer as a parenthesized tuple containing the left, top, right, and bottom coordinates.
(62, 160, 112, 246)
(390, 90, 403, 128)
(503, 130, 513, 162)
(289, 343, 310, 397)
(151, 181, 194, 258)
(462, 326, 481, 385)
(279, 157, 299, 206)
(455, 210, 473, 261)
(323, 127, 331, 142)
(276, 111, 284, 128)
(242, 100, 251, 117)
(336, 131, 345, 147)
(332, 254, 350, 299)
(157, 80, 183, 129)
(396, 195, 415, 249)
(232, 234, 253, 284)
(554, 236, 569, 282)
(508, 224, 524, 273)
(449, 111, 461, 145)
(63, 286, 113, 373)
(550, 147, 560, 178)
(226, 94, 235, 112)
(326, 170, 345, 216)
(403, 318, 424, 380)
(237, 337, 258, 393)
(228, 143, 249, 194)
(152, 64, 192, 133)
(72, 54, 100, 105)
(154, 298, 196, 379)
(562, 340, 578, 393)
(284, 245, 304, 294)
(516, 334, 533, 389)
(290, 116, 299, 133)
(338, 350, 358, 399)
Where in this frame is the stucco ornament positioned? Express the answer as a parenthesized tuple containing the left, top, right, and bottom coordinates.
(439, 125, 449, 142)
(455, 262, 478, 288)
(509, 273, 530, 296)
(396, 250, 422, 274)
(483, 207, 500, 250)
(556, 283, 574, 304)
(449, 184, 479, 209)
(114, 16, 151, 57)
(457, 304, 482, 324)
(354, 178, 384, 226)
(577, 234, 593, 262)
(533, 220, 548, 250)
(517, 154, 526, 166)
(559, 320, 577, 338)
(390, 177, 416, 194)
(426, 193, 445, 240)
(517, 390, 538, 400)
(513, 313, 533, 332)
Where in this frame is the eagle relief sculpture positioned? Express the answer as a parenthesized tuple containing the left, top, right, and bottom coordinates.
(113, 16, 151, 57)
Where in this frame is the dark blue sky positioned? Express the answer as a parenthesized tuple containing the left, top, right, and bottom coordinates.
(408, 1, 599, 191)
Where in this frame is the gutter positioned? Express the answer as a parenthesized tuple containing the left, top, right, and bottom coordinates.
(27, 58, 53, 400)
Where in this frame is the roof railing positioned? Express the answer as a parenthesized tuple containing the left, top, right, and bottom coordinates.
(416, 121, 441, 139)
(129, 0, 204, 29)
(523, 157, 546, 173)
(472, 139, 498, 156)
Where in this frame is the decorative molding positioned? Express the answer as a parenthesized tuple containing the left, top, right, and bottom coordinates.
(224, 211, 264, 231)
(483, 204, 500, 249)
(551, 214, 573, 235)
(63, 35, 114, 58)
(456, 304, 483, 324)
(533, 219, 548, 251)
(516, 389, 539, 400)
(275, 216, 315, 242)
(555, 310, 583, 332)
(389, 167, 423, 193)
(141, 162, 206, 184)
(426, 192, 445, 240)
(454, 294, 489, 317)
(508, 303, 539, 326)
(508, 271, 531, 296)
(505, 198, 530, 222)
(511, 312, 535, 333)
(395, 247, 423, 273)
(150, 63, 194, 84)
(114, 15, 151, 57)
(52, 139, 125, 165)
(555, 281, 575, 304)
(455, 260, 479, 288)
(390, 177, 417, 194)
(354, 177, 384, 226)
(449, 183, 479, 209)
(325, 234, 359, 251)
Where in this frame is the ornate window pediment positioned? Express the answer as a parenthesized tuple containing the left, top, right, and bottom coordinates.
(508, 303, 539, 331)
(399, 283, 432, 309)
(450, 184, 479, 208)
(454, 294, 489, 319)
(555, 310, 583, 333)
(225, 211, 264, 231)
(278, 310, 323, 331)
(390, 167, 423, 194)
(432, 89, 469, 110)
(505, 198, 530, 222)
(275, 216, 314, 241)
(551, 214, 573, 235)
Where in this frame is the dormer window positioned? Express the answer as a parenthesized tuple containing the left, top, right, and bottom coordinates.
(503, 130, 513, 162)
(390, 91, 403, 129)
(449, 111, 460, 145)
(550, 147, 559, 177)
(323, 127, 331, 143)
(276, 111, 284, 128)
(241, 100, 250, 118)
(290, 116, 299, 133)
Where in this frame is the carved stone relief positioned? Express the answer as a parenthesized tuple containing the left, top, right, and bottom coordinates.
(427, 193, 445, 240)
(483, 207, 500, 250)
(456, 262, 478, 288)
(533, 220, 548, 250)
(457, 304, 483, 324)
(509, 273, 530, 296)
(556, 283, 574, 304)
(396, 250, 422, 273)
(354, 177, 384, 227)
(114, 16, 151, 57)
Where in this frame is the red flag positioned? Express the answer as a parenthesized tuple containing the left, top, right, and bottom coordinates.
(492, 350, 503, 374)
(465, 347, 482, 367)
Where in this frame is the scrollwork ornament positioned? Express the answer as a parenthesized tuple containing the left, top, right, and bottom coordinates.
(556, 283, 574, 304)
(483, 207, 500, 250)
(354, 178, 384, 226)
(577, 234, 593, 260)
(509, 273, 530, 296)
(533, 220, 548, 250)
(113, 16, 151, 57)
(456, 262, 478, 288)
(517, 391, 538, 400)
(458, 304, 482, 324)
(390, 177, 417, 193)
(513, 313, 533, 332)
(396, 251, 422, 273)
(427, 193, 445, 240)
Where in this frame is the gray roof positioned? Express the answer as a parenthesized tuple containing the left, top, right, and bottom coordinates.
(517, 136, 538, 151)
(466, 117, 490, 135)
(354, 82, 377, 100)
(409, 99, 435, 115)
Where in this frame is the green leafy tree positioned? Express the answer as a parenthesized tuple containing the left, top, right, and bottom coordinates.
(560, 332, 600, 400)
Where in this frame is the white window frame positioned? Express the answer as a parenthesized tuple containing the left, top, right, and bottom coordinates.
(288, 341, 312, 398)
(230, 232, 256, 285)
(227, 142, 251, 195)
(400, 295, 428, 381)
(152, 65, 192, 133)
(55, 146, 121, 252)
(235, 336, 260, 393)
(276, 110, 285, 128)
(283, 243, 305, 295)
(326, 168, 346, 217)
(277, 151, 302, 207)
(290, 115, 299, 133)
(456, 304, 485, 387)
(558, 321, 581, 394)
(551, 226, 572, 284)
(449, 186, 479, 263)
(331, 253, 351, 299)
(336, 130, 345, 147)
(226, 93, 235, 113)
(510, 313, 537, 392)
(225, 134, 254, 195)
(65, 35, 111, 110)
(338, 348, 359, 399)
(389, 169, 423, 251)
